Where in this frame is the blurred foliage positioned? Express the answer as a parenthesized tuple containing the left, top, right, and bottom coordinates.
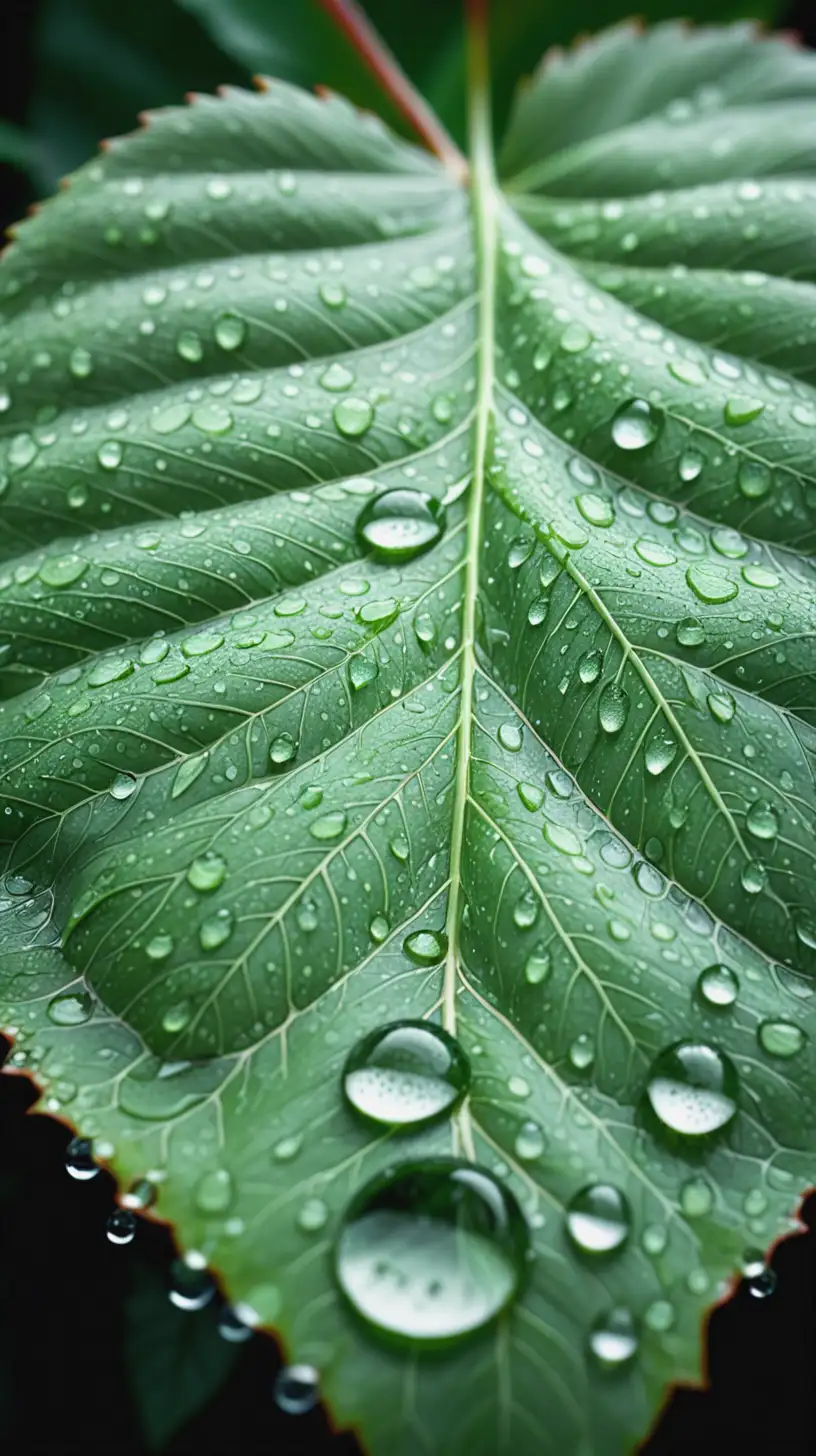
(16, 0, 785, 193)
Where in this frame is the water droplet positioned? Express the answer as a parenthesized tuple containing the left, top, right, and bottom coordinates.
(403, 929, 447, 966)
(724, 396, 764, 426)
(524, 952, 550, 985)
(678, 448, 705, 482)
(611, 399, 662, 450)
(297, 1197, 328, 1233)
(741, 859, 766, 895)
(757, 1020, 805, 1059)
(269, 733, 297, 769)
(348, 654, 378, 690)
(191, 402, 233, 435)
(97, 440, 123, 470)
(413, 612, 437, 652)
(645, 1299, 675, 1333)
(676, 617, 705, 647)
(334, 1159, 529, 1343)
(356, 489, 444, 563)
(106, 1209, 136, 1245)
(66, 1136, 98, 1181)
(513, 892, 538, 930)
(122, 1178, 157, 1211)
(195, 1168, 234, 1213)
(213, 313, 246, 350)
(738, 461, 771, 499)
(514, 1120, 545, 1161)
(309, 810, 347, 841)
(199, 908, 234, 950)
(745, 801, 778, 841)
(599, 682, 629, 734)
(320, 362, 355, 391)
(697, 964, 739, 1009)
(39, 553, 86, 588)
(569, 1033, 595, 1071)
(578, 650, 602, 685)
(218, 1307, 253, 1343)
(588, 1306, 639, 1369)
(342, 1021, 470, 1129)
(356, 597, 398, 629)
(48, 990, 93, 1026)
(147, 933, 174, 962)
(319, 281, 347, 309)
(177, 329, 204, 363)
(645, 1041, 739, 1138)
(686, 563, 738, 605)
(169, 1258, 215, 1311)
(333, 397, 374, 437)
(274, 1365, 319, 1415)
(707, 691, 736, 724)
(187, 852, 227, 893)
(497, 722, 523, 752)
(645, 733, 677, 776)
(680, 1176, 714, 1218)
(566, 1184, 631, 1255)
(576, 493, 614, 527)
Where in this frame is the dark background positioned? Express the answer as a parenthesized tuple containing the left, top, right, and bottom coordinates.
(0, 1, 814, 1451)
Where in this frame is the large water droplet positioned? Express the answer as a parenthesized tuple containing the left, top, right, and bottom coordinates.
(566, 1184, 631, 1255)
(187, 853, 227, 893)
(342, 1021, 470, 1129)
(356, 489, 444, 563)
(757, 1020, 805, 1059)
(611, 399, 662, 450)
(403, 929, 447, 966)
(697, 964, 739, 1009)
(273, 1365, 319, 1415)
(645, 733, 677, 776)
(334, 397, 374, 438)
(334, 1160, 529, 1344)
(48, 990, 93, 1026)
(599, 682, 629, 734)
(213, 312, 246, 351)
(309, 810, 347, 841)
(645, 1041, 738, 1137)
(195, 1168, 234, 1213)
(745, 800, 778, 841)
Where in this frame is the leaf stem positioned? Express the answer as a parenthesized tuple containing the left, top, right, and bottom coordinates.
(315, 0, 468, 180)
(441, 0, 495, 1163)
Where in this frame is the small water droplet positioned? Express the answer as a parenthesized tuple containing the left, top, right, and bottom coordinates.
(169, 1258, 215, 1311)
(745, 800, 778, 841)
(269, 733, 297, 769)
(680, 1176, 714, 1218)
(342, 1021, 470, 1129)
(195, 1168, 234, 1214)
(309, 810, 347, 841)
(218, 1307, 254, 1343)
(588, 1306, 639, 1369)
(737, 461, 771, 499)
(724, 396, 764, 426)
(274, 1365, 320, 1415)
(213, 312, 246, 350)
(187, 852, 227, 893)
(106, 1209, 136, 1245)
(524, 952, 550, 985)
(645, 733, 677, 776)
(514, 1120, 545, 1161)
(566, 1184, 631, 1255)
(97, 440, 123, 470)
(498, 722, 523, 752)
(707, 691, 736, 724)
(66, 1136, 98, 1181)
(611, 399, 662, 450)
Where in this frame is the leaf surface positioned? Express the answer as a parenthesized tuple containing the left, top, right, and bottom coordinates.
(1, 22, 815, 1456)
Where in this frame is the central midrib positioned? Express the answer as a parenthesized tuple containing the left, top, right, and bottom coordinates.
(442, 16, 496, 1164)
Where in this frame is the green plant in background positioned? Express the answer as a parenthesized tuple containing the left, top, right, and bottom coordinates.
(1, 0, 815, 1451)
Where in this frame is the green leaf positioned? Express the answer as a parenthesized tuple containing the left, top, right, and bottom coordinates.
(124, 1258, 240, 1450)
(1, 19, 815, 1456)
